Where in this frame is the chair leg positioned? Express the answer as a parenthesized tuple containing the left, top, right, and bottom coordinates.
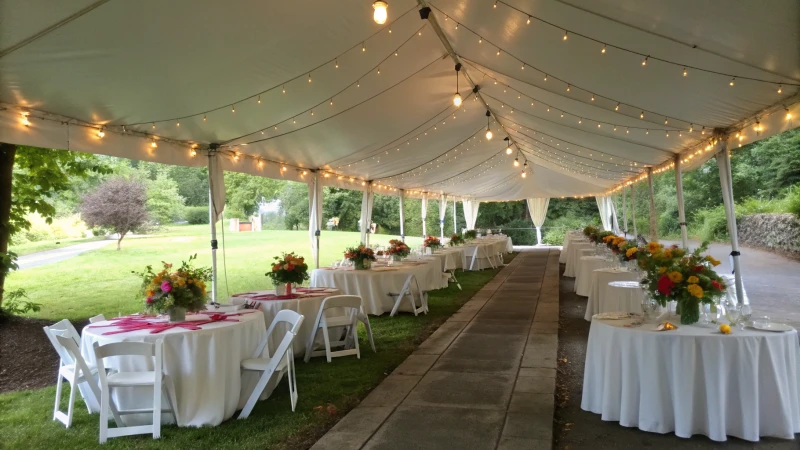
(153, 379, 162, 439)
(321, 324, 333, 363)
(53, 374, 64, 423)
(287, 352, 298, 412)
(362, 317, 377, 353)
(66, 380, 77, 428)
(163, 381, 178, 424)
(303, 327, 318, 363)
(238, 369, 274, 419)
(351, 317, 361, 359)
(99, 386, 110, 444)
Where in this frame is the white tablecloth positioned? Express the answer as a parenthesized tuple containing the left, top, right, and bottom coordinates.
(560, 231, 585, 263)
(564, 241, 594, 277)
(585, 268, 640, 321)
(310, 260, 443, 315)
(81, 311, 266, 427)
(433, 247, 464, 270)
(575, 256, 608, 296)
(582, 318, 800, 441)
(230, 287, 341, 357)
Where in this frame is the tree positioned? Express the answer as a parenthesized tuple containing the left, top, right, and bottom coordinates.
(322, 187, 362, 231)
(142, 167, 185, 225)
(225, 172, 282, 219)
(170, 166, 209, 207)
(278, 182, 309, 230)
(81, 178, 149, 250)
(0, 144, 111, 308)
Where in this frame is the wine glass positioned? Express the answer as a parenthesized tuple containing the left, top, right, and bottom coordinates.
(739, 304, 752, 329)
(725, 303, 742, 327)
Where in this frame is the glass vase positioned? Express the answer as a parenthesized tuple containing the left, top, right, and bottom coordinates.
(168, 306, 186, 323)
(275, 283, 287, 295)
(354, 259, 371, 270)
(678, 299, 700, 325)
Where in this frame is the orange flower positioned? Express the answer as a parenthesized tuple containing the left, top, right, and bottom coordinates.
(667, 271, 683, 283)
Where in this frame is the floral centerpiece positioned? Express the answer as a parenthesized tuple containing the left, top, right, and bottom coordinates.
(135, 254, 211, 322)
(266, 252, 309, 295)
(344, 245, 376, 270)
(596, 230, 614, 246)
(463, 229, 478, 241)
(449, 234, 465, 246)
(617, 240, 639, 262)
(387, 239, 410, 261)
(638, 242, 726, 324)
(423, 235, 442, 252)
(583, 225, 598, 239)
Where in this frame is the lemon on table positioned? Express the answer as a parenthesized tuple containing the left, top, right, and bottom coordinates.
(719, 324, 731, 335)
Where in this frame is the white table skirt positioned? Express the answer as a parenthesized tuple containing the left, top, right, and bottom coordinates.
(231, 288, 341, 357)
(575, 256, 608, 296)
(81, 311, 266, 427)
(579, 248, 595, 258)
(585, 268, 640, 321)
(461, 242, 501, 270)
(564, 242, 594, 277)
(310, 260, 443, 315)
(560, 232, 585, 263)
(582, 318, 800, 441)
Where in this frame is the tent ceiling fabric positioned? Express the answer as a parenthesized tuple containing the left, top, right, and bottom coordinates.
(1, 0, 798, 201)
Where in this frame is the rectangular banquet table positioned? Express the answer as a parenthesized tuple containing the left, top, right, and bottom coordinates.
(582, 317, 800, 442)
(310, 259, 444, 315)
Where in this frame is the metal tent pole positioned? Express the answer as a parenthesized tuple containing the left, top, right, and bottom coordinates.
(715, 138, 746, 305)
(399, 189, 405, 241)
(453, 198, 457, 234)
(622, 188, 628, 239)
(674, 155, 689, 249)
(206, 149, 219, 305)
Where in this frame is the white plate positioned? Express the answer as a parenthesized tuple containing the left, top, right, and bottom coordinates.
(752, 323, 794, 332)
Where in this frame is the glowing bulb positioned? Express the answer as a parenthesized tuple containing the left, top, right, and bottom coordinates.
(231, 105, 235, 113)
(308, 73, 312, 83)
(372, 1, 388, 24)
(642, 56, 648, 66)
(478, 37, 482, 43)
(527, 16, 531, 25)
(335, 60, 339, 68)
(730, 77, 735, 86)
(176, 121, 180, 127)
(151, 140, 157, 148)
(778, 84, 783, 94)
(513, 158, 520, 167)
(203, 114, 207, 121)
(453, 93, 462, 107)
(640, 111, 644, 119)
(601, 44, 606, 54)
(683, 67, 687, 76)
(506, 146, 512, 155)
(485, 129, 493, 140)
(97, 129, 105, 138)
(190, 149, 197, 157)
(257, 95, 261, 104)
(566, 85, 570, 92)
(282, 86, 286, 94)
(563, 31, 568, 40)
(521, 171, 527, 178)
(543, 74, 548, 81)
(787, 109, 793, 120)
(496, 49, 501, 56)
(615, 103, 620, 111)
(362, 43, 366, 52)
(591, 94, 595, 101)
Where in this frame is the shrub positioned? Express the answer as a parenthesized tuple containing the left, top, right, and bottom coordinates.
(542, 216, 586, 246)
(691, 204, 729, 242)
(0, 289, 40, 320)
(786, 187, 800, 217)
(501, 219, 537, 245)
(185, 206, 209, 224)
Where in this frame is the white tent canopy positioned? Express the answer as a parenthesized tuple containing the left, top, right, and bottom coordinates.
(2, 0, 798, 201)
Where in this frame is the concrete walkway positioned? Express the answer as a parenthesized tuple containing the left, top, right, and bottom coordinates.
(312, 248, 559, 450)
(17, 240, 113, 269)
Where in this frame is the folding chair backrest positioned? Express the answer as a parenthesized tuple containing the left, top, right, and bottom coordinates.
(254, 310, 305, 358)
(54, 334, 101, 400)
(320, 295, 363, 311)
(44, 319, 81, 365)
(721, 274, 749, 305)
(93, 340, 162, 388)
(89, 314, 106, 324)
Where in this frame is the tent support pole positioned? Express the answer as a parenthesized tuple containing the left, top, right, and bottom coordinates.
(715, 137, 746, 305)
(674, 155, 689, 249)
(631, 185, 638, 239)
(647, 167, 658, 241)
(622, 187, 628, 238)
(206, 150, 218, 306)
(453, 199, 457, 235)
(399, 189, 405, 241)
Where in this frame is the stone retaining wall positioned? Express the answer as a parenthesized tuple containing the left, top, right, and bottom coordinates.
(738, 213, 800, 259)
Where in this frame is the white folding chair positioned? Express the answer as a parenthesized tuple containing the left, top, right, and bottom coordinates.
(43, 319, 99, 424)
(239, 310, 304, 419)
(92, 339, 177, 444)
(89, 314, 106, 324)
(304, 295, 364, 363)
(448, 269, 462, 290)
(46, 334, 103, 428)
(355, 308, 377, 353)
(722, 274, 750, 305)
(387, 275, 429, 317)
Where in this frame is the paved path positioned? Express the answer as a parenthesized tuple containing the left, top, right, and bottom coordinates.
(17, 240, 113, 269)
(312, 248, 559, 450)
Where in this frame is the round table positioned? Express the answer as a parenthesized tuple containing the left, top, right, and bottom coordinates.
(230, 287, 341, 357)
(584, 268, 640, 321)
(560, 232, 585, 263)
(564, 241, 594, 277)
(582, 317, 800, 441)
(575, 256, 608, 296)
(81, 311, 266, 427)
(310, 259, 443, 315)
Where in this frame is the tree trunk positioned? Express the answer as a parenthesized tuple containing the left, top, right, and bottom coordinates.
(117, 231, 127, 250)
(0, 143, 17, 308)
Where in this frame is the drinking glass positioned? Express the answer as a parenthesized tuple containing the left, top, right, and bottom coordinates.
(725, 303, 742, 327)
(739, 304, 752, 329)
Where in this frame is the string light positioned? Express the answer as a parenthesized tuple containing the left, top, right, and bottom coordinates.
(372, 1, 388, 24)
(257, 95, 261, 104)
(563, 30, 568, 40)
(642, 56, 648, 66)
(521, 171, 527, 178)
(640, 111, 644, 119)
(190, 148, 197, 157)
(778, 84, 783, 94)
(601, 44, 606, 54)
(203, 114, 207, 121)
(176, 121, 180, 127)
(504, 137, 512, 154)
(683, 67, 687, 76)
(526, 16, 531, 25)
(231, 105, 236, 113)
(151, 139, 157, 148)
(308, 73, 312, 83)
(566, 84, 571, 92)
(615, 103, 620, 111)
(591, 94, 595, 101)
(513, 157, 520, 167)
(730, 77, 735, 86)
(152, 123, 156, 129)
(787, 107, 793, 120)
(96, 128, 105, 138)
(485, 111, 493, 140)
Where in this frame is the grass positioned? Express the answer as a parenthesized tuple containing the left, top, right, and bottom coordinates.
(10, 235, 104, 257)
(0, 235, 517, 449)
(6, 225, 425, 322)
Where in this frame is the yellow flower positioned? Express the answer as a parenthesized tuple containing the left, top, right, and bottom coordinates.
(626, 247, 638, 258)
(687, 283, 704, 298)
(719, 323, 731, 335)
(687, 276, 699, 284)
(705, 255, 721, 266)
(667, 271, 683, 283)
(658, 267, 667, 274)
(603, 235, 614, 243)
(663, 249, 673, 259)
(647, 242, 662, 253)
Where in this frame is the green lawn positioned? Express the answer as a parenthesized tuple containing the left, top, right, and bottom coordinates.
(1, 231, 517, 449)
(7, 225, 425, 322)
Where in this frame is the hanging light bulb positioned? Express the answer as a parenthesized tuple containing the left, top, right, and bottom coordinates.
(485, 128, 493, 140)
(362, 42, 366, 52)
(151, 139, 157, 148)
(601, 44, 606, 54)
(527, 16, 531, 24)
(642, 56, 648, 66)
(683, 67, 687, 76)
(786, 107, 793, 120)
(308, 73, 312, 83)
(513, 158, 520, 167)
(485, 111, 493, 140)
(563, 30, 568, 40)
(543, 74, 548, 81)
(521, 171, 527, 178)
(96, 128, 105, 138)
(615, 103, 620, 111)
(203, 114, 207, 122)
(778, 84, 783, 94)
(730, 77, 735, 86)
(231, 105, 236, 113)
(453, 63, 462, 107)
(640, 111, 644, 119)
(372, 1, 388, 24)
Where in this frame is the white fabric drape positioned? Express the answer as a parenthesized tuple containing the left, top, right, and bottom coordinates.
(359, 183, 374, 246)
(207, 152, 225, 304)
(595, 196, 612, 231)
(421, 193, 428, 237)
(647, 168, 658, 241)
(609, 196, 620, 234)
(462, 199, 479, 230)
(526, 198, 550, 245)
(438, 194, 448, 239)
(674, 156, 689, 248)
(453, 199, 457, 234)
(622, 188, 628, 237)
(307, 171, 323, 268)
(631, 185, 638, 238)
(398, 189, 405, 240)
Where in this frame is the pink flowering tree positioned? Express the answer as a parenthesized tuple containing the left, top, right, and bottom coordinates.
(81, 178, 149, 250)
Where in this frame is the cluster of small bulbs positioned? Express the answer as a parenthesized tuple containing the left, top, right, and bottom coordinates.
(449, 1, 796, 91)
